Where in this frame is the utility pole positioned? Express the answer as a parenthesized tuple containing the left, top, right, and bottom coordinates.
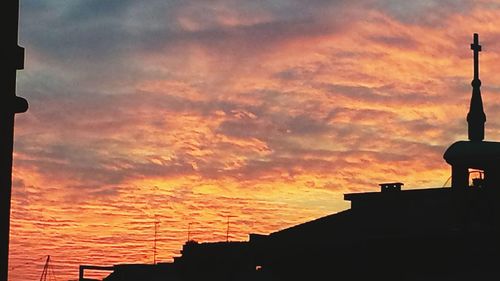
(1, 1, 28, 281)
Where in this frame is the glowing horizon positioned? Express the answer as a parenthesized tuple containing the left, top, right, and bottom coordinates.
(10, 1, 500, 280)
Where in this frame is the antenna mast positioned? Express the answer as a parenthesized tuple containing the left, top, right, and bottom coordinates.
(153, 217, 159, 264)
(226, 216, 229, 242)
(39, 255, 56, 281)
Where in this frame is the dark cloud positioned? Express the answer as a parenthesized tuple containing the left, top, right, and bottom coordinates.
(20, 0, 361, 65)
(64, 0, 138, 21)
(370, 0, 473, 25)
(368, 35, 420, 50)
(284, 114, 331, 135)
(19, 0, 476, 67)
(327, 107, 396, 122)
(14, 139, 199, 189)
(323, 83, 448, 105)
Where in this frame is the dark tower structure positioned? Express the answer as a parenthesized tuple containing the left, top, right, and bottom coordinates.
(1, 2, 28, 281)
(444, 34, 500, 190)
(467, 33, 486, 141)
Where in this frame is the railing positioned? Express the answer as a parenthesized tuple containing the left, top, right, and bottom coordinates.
(78, 265, 114, 281)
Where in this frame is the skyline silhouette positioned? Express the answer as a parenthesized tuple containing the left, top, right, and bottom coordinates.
(6, 1, 500, 280)
(94, 33, 500, 281)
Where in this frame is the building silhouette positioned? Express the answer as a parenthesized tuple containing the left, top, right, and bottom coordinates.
(85, 33, 500, 281)
(2, 3, 28, 281)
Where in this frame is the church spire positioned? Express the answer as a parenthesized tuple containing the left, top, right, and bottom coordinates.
(467, 33, 486, 141)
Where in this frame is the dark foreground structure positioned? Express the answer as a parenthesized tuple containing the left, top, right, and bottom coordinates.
(1, 3, 28, 281)
(82, 33, 500, 281)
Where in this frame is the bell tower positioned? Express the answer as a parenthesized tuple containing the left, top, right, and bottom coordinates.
(444, 34, 500, 190)
(467, 33, 486, 141)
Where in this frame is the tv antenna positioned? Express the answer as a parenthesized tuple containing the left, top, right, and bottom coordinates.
(39, 255, 56, 281)
(226, 216, 230, 242)
(153, 216, 160, 264)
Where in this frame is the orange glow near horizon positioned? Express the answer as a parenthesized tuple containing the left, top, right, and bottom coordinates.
(9, 2, 500, 280)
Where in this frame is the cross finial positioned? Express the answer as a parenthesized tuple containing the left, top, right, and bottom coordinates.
(471, 33, 481, 80)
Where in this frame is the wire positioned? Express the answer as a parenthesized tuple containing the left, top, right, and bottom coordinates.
(442, 176, 452, 187)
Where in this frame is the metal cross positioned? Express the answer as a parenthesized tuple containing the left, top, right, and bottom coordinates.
(471, 33, 482, 80)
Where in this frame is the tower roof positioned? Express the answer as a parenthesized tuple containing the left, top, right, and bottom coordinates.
(444, 140, 500, 169)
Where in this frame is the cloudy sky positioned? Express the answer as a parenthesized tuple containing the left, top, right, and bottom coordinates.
(10, 0, 500, 280)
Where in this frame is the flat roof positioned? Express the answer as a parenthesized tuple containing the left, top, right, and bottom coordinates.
(344, 187, 452, 201)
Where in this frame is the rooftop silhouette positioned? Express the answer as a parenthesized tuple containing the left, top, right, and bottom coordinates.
(80, 33, 500, 281)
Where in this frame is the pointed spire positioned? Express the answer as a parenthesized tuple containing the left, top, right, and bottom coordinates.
(467, 33, 486, 141)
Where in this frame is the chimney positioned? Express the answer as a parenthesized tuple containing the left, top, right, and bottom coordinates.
(379, 182, 403, 192)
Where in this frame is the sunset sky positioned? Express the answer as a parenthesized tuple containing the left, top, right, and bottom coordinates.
(10, 0, 500, 280)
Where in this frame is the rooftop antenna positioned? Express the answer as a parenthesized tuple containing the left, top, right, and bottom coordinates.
(153, 216, 159, 264)
(226, 216, 230, 242)
(2, 2, 28, 281)
(187, 222, 191, 242)
(39, 255, 56, 281)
